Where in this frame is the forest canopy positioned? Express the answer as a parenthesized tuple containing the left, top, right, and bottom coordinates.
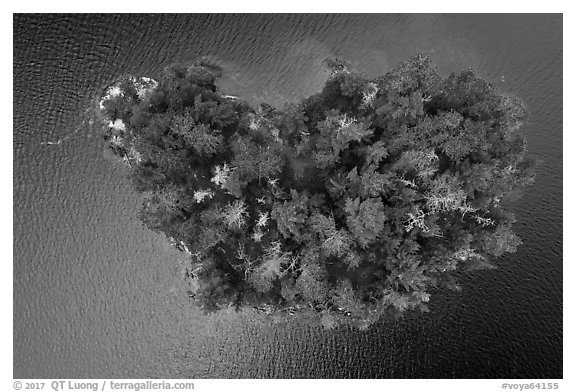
(100, 55, 536, 329)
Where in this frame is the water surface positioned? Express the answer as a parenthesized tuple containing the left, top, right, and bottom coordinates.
(13, 14, 562, 378)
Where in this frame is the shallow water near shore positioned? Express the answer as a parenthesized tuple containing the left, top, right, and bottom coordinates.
(14, 14, 562, 378)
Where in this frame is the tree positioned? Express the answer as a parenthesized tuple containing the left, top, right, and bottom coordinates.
(170, 113, 223, 157)
(344, 197, 387, 248)
(271, 189, 309, 242)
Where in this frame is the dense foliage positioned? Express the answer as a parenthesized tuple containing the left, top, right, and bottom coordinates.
(101, 56, 536, 329)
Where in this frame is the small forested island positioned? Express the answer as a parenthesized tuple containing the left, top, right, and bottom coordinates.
(100, 55, 536, 329)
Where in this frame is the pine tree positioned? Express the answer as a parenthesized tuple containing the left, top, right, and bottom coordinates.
(271, 189, 309, 242)
(344, 197, 387, 248)
(170, 113, 223, 156)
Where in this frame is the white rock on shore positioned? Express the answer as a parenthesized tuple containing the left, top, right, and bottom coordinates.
(131, 76, 159, 99)
(108, 119, 126, 131)
(99, 77, 158, 110)
(99, 85, 124, 109)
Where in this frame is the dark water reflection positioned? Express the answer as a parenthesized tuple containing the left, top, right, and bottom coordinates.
(13, 14, 562, 378)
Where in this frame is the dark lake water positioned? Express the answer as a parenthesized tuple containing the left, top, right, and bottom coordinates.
(13, 14, 562, 378)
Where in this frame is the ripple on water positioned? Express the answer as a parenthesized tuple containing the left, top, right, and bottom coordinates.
(13, 14, 562, 378)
